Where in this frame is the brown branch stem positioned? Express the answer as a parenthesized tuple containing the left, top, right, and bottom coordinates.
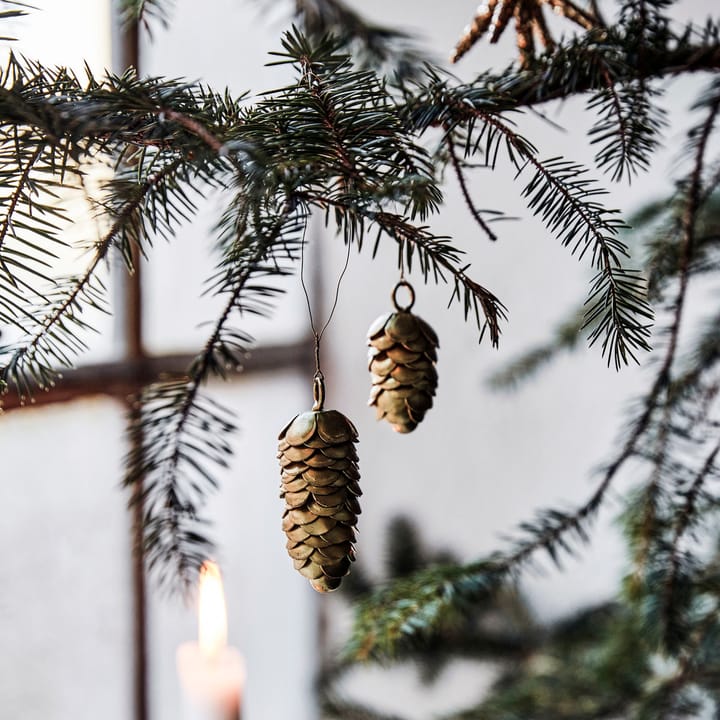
(0, 143, 44, 258)
(161, 108, 225, 153)
(448, 42, 720, 112)
(446, 137, 498, 241)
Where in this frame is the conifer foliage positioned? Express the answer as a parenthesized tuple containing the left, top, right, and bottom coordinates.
(2, 0, 720, 713)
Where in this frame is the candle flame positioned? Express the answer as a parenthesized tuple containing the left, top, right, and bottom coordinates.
(198, 561, 227, 659)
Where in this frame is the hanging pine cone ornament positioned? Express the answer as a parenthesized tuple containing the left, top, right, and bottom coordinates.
(278, 373, 361, 592)
(367, 280, 439, 433)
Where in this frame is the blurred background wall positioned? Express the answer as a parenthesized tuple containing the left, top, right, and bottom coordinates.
(0, 0, 712, 718)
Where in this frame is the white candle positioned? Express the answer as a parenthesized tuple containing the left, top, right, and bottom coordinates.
(177, 562, 246, 720)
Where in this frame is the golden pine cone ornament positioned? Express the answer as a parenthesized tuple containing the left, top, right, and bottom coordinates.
(278, 373, 361, 592)
(367, 281, 439, 433)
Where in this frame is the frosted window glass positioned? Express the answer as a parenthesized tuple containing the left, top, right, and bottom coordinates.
(0, 399, 133, 720)
(140, 196, 311, 355)
(0, 1, 119, 365)
(4, 2, 110, 73)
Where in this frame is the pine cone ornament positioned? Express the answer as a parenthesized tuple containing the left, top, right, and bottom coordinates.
(368, 281, 439, 433)
(278, 374, 361, 592)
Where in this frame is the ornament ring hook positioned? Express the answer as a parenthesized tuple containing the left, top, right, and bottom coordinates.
(312, 371, 325, 411)
(392, 280, 415, 312)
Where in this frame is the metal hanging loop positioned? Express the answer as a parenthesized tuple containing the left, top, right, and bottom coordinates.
(312, 371, 325, 411)
(392, 279, 416, 312)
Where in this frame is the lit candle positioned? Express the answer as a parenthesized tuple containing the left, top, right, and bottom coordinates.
(177, 562, 246, 720)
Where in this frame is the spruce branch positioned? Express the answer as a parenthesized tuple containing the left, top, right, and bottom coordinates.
(632, 78, 720, 490)
(348, 463, 627, 660)
(493, 34, 720, 111)
(0, 56, 238, 401)
(643, 181, 720, 300)
(612, 85, 720, 659)
(432, 98, 653, 367)
(126, 198, 302, 591)
(1, 9, 719, 658)
(372, 210, 505, 347)
(297, 51, 366, 186)
(251, 31, 505, 344)
(632, 610, 720, 719)
(664, 86, 720, 368)
(588, 68, 666, 182)
(129, 381, 233, 592)
(160, 108, 226, 154)
(660, 438, 720, 653)
(0, 157, 184, 400)
(0, 142, 44, 274)
(263, 29, 442, 224)
(328, 519, 538, 690)
(408, 26, 720, 121)
(350, 292, 720, 664)
(296, 186, 506, 346)
(440, 604, 649, 720)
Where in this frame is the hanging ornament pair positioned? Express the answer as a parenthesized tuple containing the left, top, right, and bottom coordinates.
(277, 276, 440, 592)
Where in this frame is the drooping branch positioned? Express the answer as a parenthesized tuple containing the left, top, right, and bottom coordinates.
(580, 89, 720, 573)
(300, 189, 506, 346)
(587, 66, 665, 182)
(438, 103, 653, 367)
(347, 92, 720, 651)
(347, 456, 631, 660)
(126, 199, 302, 590)
(373, 210, 506, 346)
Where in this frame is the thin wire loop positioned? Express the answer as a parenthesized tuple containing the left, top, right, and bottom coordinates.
(392, 279, 415, 312)
(300, 221, 352, 375)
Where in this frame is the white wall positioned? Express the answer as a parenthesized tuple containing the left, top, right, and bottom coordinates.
(0, 399, 134, 720)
